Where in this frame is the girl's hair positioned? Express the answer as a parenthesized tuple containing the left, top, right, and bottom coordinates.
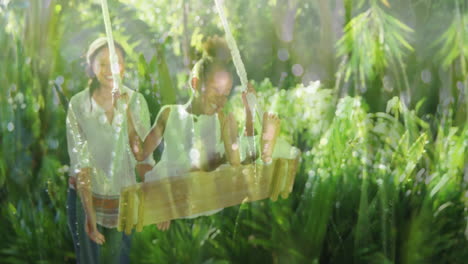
(195, 36, 231, 88)
(85, 38, 126, 111)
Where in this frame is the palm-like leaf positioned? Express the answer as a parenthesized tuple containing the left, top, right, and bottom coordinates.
(435, 11, 468, 69)
(336, 1, 413, 92)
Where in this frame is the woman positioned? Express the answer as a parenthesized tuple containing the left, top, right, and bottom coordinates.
(66, 37, 155, 263)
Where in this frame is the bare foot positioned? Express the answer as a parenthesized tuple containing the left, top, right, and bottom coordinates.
(222, 113, 241, 166)
(261, 112, 280, 163)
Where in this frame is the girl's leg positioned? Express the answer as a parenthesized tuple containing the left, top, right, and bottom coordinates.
(66, 188, 80, 264)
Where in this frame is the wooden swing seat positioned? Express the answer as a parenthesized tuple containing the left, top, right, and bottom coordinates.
(118, 149, 300, 234)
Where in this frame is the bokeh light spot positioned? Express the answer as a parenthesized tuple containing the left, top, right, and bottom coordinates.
(421, 70, 431, 84)
(277, 48, 289, 61)
(292, 64, 304, 76)
(7, 122, 14, 132)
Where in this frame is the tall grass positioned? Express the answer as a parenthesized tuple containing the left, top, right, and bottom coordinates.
(129, 83, 467, 263)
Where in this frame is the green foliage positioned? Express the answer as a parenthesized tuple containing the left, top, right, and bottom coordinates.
(336, 1, 413, 92)
(0, 0, 467, 263)
(435, 11, 468, 70)
(227, 79, 334, 147)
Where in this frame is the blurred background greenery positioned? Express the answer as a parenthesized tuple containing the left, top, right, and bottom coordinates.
(0, 0, 467, 263)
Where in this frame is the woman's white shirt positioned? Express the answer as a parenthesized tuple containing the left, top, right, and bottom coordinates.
(66, 87, 154, 196)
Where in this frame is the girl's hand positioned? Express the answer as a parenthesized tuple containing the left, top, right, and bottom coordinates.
(242, 83, 256, 137)
(85, 213, 106, 245)
(261, 112, 280, 163)
(191, 77, 199, 91)
(157, 221, 171, 231)
(242, 82, 256, 111)
(136, 163, 153, 182)
(222, 113, 241, 166)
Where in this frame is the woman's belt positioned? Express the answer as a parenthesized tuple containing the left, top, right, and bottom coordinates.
(69, 177, 119, 210)
(92, 196, 120, 209)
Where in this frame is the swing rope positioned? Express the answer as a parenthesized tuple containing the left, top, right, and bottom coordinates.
(100, 0, 134, 186)
(214, 0, 264, 123)
(214, 0, 261, 240)
(100, 0, 122, 97)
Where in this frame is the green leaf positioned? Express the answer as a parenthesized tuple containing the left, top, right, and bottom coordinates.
(384, 14, 414, 33)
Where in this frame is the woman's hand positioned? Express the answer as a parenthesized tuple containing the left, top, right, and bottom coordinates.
(157, 221, 171, 231)
(85, 213, 106, 245)
(112, 89, 129, 108)
(124, 97, 145, 161)
(76, 168, 105, 245)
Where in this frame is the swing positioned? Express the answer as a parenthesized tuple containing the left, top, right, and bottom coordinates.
(98, 0, 300, 234)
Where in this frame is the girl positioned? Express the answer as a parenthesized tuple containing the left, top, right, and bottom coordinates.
(66, 37, 155, 263)
(126, 36, 277, 220)
(128, 36, 253, 176)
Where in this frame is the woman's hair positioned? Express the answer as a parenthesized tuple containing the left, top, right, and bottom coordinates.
(195, 35, 231, 88)
(85, 37, 126, 110)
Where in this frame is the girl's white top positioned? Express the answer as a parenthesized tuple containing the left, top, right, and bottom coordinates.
(145, 105, 225, 181)
(66, 87, 155, 196)
(144, 104, 264, 218)
(145, 104, 230, 218)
